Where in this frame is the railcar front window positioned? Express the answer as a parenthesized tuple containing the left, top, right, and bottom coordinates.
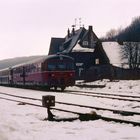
(47, 60, 74, 71)
(48, 64, 56, 71)
(58, 64, 66, 70)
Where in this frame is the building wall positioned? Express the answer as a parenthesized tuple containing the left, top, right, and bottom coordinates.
(68, 50, 110, 80)
(84, 64, 112, 81)
(113, 67, 140, 80)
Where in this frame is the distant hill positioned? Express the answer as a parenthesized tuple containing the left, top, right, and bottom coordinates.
(102, 16, 140, 42)
(117, 16, 140, 42)
(0, 55, 45, 70)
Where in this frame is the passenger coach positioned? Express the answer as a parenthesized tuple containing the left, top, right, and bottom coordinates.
(0, 54, 75, 91)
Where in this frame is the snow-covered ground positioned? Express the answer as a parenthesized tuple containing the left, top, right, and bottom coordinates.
(0, 80, 140, 140)
(74, 79, 140, 95)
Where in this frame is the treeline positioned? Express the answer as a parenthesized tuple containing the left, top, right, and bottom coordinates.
(102, 16, 140, 42)
(101, 16, 140, 69)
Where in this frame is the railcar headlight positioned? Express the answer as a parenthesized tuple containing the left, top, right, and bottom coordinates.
(51, 74, 55, 77)
(70, 73, 73, 76)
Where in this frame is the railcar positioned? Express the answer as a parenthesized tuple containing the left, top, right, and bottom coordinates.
(0, 54, 75, 91)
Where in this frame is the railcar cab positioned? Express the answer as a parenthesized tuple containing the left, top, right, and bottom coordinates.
(43, 54, 75, 71)
(42, 54, 75, 91)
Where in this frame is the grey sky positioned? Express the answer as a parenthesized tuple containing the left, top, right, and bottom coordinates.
(0, 0, 140, 60)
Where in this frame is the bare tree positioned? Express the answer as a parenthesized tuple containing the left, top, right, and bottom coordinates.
(105, 29, 117, 40)
(123, 42, 140, 69)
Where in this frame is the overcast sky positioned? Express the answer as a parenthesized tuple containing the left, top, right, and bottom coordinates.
(0, 0, 140, 60)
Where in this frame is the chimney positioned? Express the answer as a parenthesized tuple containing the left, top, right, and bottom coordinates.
(71, 25, 75, 35)
(72, 27, 75, 35)
(88, 26, 93, 31)
(67, 28, 70, 38)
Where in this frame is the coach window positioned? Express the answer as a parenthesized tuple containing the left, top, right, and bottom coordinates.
(30, 64, 34, 73)
(27, 66, 30, 73)
(37, 63, 41, 72)
(26, 65, 29, 73)
(30, 64, 33, 73)
(29, 65, 33, 73)
(26, 66, 30, 73)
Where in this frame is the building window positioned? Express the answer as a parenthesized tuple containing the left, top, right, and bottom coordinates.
(95, 58, 99, 64)
(82, 41, 88, 46)
(76, 63, 83, 66)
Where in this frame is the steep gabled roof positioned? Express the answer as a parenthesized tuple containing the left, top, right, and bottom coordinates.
(48, 26, 100, 54)
(79, 28, 99, 44)
(48, 37, 65, 55)
(62, 27, 86, 53)
(102, 42, 129, 68)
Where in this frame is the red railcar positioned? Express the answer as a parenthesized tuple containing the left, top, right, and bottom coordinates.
(9, 54, 75, 91)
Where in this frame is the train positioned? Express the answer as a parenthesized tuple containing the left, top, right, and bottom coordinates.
(0, 54, 75, 91)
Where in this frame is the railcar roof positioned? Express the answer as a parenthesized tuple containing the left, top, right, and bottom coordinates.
(0, 54, 74, 71)
(11, 55, 47, 68)
(0, 67, 10, 72)
(12, 54, 74, 68)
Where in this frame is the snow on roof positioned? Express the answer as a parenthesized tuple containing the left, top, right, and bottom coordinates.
(102, 42, 129, 68)
(72, 43, 94, 52)
(63, 28, 84, 53)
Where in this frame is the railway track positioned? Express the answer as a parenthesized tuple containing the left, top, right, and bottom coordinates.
(65, 90, 140, 102)
(0, 91, 140, 115)
(0, 91, 140, 126)
(66, 89, 140, 99)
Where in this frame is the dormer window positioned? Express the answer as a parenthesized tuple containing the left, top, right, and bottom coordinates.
(59, 45, 64, 51)
(82, 41, 88, 46)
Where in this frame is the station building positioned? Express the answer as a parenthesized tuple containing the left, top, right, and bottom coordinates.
(48, 26, 140, 80)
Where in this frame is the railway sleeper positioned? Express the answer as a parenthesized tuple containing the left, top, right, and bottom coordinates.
(79, 112, 101, 121)
(113, 110, 135, 116)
